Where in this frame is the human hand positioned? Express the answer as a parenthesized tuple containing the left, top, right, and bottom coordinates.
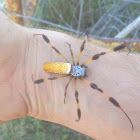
(0, 10, 140, 140)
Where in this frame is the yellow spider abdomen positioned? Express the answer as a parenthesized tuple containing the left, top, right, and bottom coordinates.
(43, 62, 72, 74)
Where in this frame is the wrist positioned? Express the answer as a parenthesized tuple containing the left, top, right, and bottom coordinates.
(25, 29, 140, 139)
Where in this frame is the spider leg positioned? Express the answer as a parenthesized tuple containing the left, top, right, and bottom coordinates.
(32, 74, 70, 84)
(81, 44, 126, 67)
(64, 76, 73, 104)
(75, 77, 81, 122)
(34, 34, 70, 63)
(77, 29, 90, 65)
(80, 78, 133, 130)
(65, 42, 75, 66)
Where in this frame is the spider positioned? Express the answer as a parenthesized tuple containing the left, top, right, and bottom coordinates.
(32, 29, 133, 130)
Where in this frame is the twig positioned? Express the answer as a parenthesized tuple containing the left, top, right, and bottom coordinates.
(77, 0, 84, 32)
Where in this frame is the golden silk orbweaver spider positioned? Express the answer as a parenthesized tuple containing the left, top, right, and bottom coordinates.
(32, 29, 133, 130)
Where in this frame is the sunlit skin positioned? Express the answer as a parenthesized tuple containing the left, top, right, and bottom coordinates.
(0, 11, 140, 140)
(32, 32, 133, 129)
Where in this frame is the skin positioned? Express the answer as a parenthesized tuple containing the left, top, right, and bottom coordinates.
(0, 11, 140, 140)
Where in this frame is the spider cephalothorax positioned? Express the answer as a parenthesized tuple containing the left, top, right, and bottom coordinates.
(32, 29, 133, 130)
(71, 66, 86, 77)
